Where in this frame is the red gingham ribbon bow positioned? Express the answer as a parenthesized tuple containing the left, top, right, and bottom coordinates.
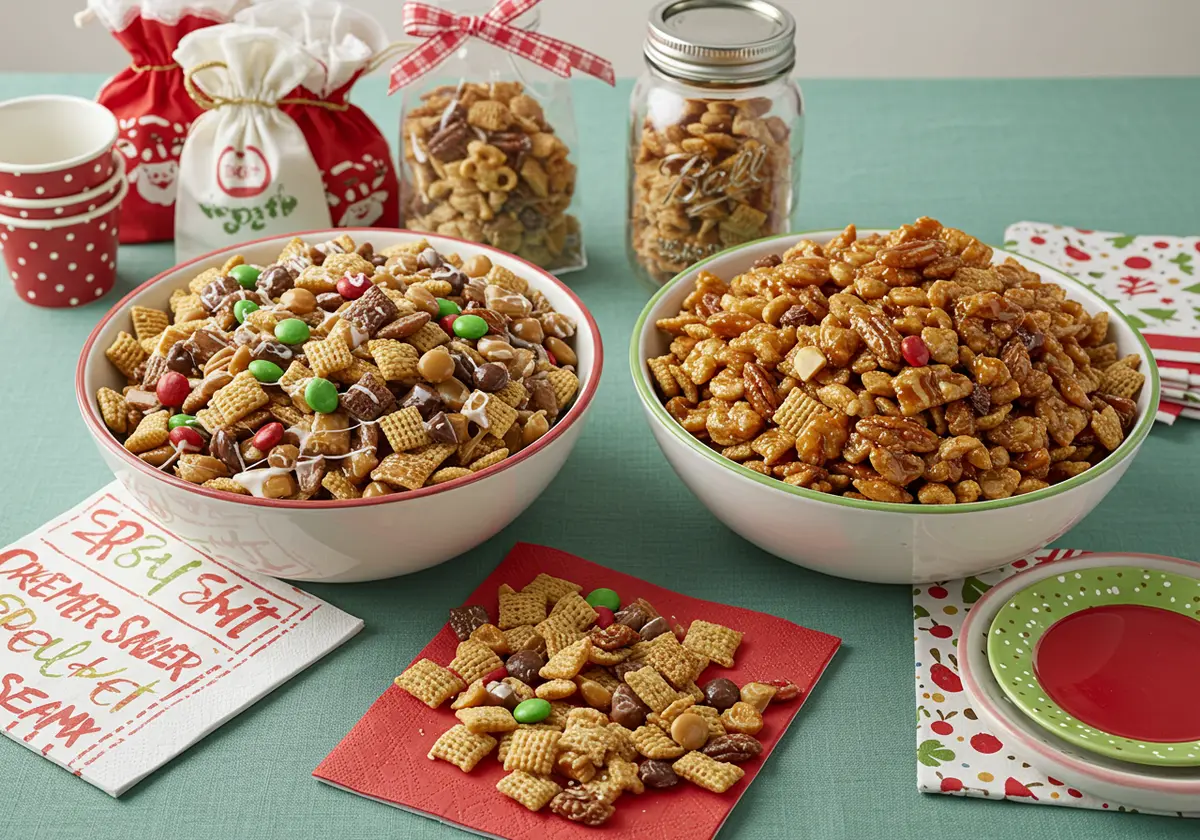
(390, 0, 616, 94)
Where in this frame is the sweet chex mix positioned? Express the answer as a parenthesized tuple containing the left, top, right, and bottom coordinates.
(648, 218, 1146, 504)
(96, 234, 580, 500)
(393, 574, 800, 827)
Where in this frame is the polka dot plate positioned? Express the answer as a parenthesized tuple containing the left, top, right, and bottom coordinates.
(988, 564, 1200, 767)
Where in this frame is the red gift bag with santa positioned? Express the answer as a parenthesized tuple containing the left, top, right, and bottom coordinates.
(77, 0, 247, 243)
(234, 0, 400, 229)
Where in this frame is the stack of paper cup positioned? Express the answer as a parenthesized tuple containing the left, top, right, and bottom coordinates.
(0, 95, 128, 308)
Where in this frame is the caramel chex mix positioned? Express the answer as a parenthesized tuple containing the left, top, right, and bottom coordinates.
(647, 218, 1145, 504)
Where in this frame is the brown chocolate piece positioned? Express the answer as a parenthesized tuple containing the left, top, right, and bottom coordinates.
(613, 603, 650, 632)
(702, 678, 741, 712)
(640, 616, 671, 640)
(473, 362, 509, 393)
(448, 605, 490, 641)
(256, 263, 295, 299)
(295, 455, 326, 496)
(124, 388, 160, 413)
(425, 411, 461, 444)
(344, 284, 399, 336)
(609, 683, 649, 729)
(316, 292, 345, 312)
(185, 329, 229, 364)
(251, 340, 297, 369)
(210, 429, 243, 475)
(486, 680, 519, 710)
(638, 759, 679, 789)
(505, 649, 544, 686)
(199, 275, 240, 311)
(400, 382, 443, 420)
(165, 341, 196, 375)
(341, 371, 396, 422)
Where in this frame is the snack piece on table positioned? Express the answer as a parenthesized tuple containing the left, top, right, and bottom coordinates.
(646, 218, 1143, 503)
(95, 234, 581, 500)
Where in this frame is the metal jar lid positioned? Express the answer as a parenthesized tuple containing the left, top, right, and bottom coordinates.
(644, 0, 796, 84)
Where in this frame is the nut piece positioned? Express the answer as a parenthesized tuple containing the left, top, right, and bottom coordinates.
(702, 733, 764, 763)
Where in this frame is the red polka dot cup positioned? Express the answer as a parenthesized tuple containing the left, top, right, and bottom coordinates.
(0, 149, 124, 222)
(0, 176, 127, 308)
(0, 95, 118, 201)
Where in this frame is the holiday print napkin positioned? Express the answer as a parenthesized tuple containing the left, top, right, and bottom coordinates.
(315, 543, 841, 840)
(0, 482, 362, 796)
(1006, 223, 1200, 421)
(913, 548, 1197, 817)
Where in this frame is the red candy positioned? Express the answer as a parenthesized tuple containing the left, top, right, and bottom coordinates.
(252, 421, 283, 452)
(901, 335, 930, 367)
(439, 314, 459, 335)
(336, 272, 371, 300)
(483, 666, 509, 685)
(594, 606, 615, 628)
(168, 426, 204, 452)
(155, 370, 191, 407)
(545, 347, 557, 366)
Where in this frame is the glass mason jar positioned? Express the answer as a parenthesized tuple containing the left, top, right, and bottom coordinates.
(399, 0, 586, 273)
(628, 0, 803, 285)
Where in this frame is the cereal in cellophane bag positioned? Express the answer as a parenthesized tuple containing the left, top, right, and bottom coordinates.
(394, 0, 614, 275)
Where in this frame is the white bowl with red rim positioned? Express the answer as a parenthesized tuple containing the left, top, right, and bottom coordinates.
(958, 552, 1200, 813)
(0, 95, 119, 200)
(631, 230, 1160, 584)
(1, 175, 126, 308)
(77, 229, 603, 583)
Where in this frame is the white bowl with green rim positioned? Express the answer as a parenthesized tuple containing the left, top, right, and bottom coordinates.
(630, 230, 1160, 584)
(988, 564, 1200, 767)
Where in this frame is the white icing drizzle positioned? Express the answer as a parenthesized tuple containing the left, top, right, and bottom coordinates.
(232, 467, 293, 498)
(347, 322, 370, 350)
(347, 382, 381, 406)
(462, 391, 491, 430)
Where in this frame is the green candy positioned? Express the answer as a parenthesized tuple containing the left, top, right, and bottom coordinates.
(233, 299, 259, 323)
(229, 263, 261, 290)
(248, 359, 284, 383)
(585, 588, 620, 611)
(436, 298, 461, 318)
(168, 414, 199, 431)
(513, 698, 552, 724)
(305, 377, 339, 414)
(452, 313, 488, 340)
(274, 317, 310, 345)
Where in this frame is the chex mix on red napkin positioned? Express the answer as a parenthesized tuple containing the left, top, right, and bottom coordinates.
(315, 543, 840, 839)
(914, 548, 1197, 817)
(1006, 222, 1200, 424)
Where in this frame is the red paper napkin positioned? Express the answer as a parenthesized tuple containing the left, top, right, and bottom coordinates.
(314, 543, 841, 839)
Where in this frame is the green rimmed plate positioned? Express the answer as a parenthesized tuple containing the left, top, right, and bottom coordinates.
(988, 565, 1200, 767)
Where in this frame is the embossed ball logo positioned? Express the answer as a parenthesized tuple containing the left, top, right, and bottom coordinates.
(216, 146, 271, 198)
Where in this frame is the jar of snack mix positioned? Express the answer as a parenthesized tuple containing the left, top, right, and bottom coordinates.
(628, 0, 803, 285)
(400, 1, 586, 274)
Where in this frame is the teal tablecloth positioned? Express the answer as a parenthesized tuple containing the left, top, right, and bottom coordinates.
(2, 75, 1199, 839)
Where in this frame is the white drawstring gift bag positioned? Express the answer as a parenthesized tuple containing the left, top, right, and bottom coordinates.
(173, 23, 332, 261)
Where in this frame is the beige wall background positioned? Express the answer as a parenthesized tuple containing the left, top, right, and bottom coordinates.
(7, 0, 1200, 76)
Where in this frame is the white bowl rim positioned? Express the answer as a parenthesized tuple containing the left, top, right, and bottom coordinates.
(77, 227, 603, 510)
(629, 228, 1161, 515)
(0, 94, 119, 174)
(958, 551, 1200, 793)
